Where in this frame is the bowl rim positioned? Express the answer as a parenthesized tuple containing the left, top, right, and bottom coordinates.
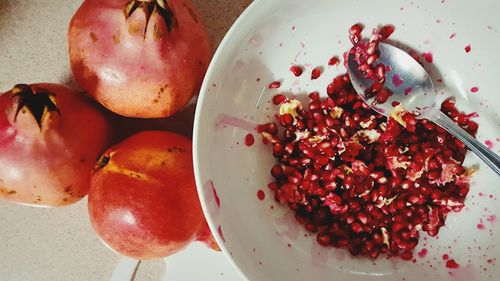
(192, 0, 264, 280)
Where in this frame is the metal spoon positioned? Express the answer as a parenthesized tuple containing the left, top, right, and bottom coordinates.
(347, 43, 500, 175)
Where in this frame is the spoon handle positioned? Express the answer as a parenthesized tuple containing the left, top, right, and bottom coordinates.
(430, 111, 500, 176)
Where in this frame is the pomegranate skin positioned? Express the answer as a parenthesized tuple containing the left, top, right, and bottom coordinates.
(68, 0, 212, 118)
(88, 131, 217, 260)
(0, 83, 111, 207)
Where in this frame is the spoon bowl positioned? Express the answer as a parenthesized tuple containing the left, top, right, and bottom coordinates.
(347, 43, 436, 117)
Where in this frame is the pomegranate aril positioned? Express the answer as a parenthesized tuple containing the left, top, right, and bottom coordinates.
(269, 81, 281, 89)
(272, 94, 287, 105)
(375, 88, 391, 104)
(349, 33, 362, 45)
(351, 222, 363, 234)
(379, 25, 395, 39)
(317, 233, 331, 246)
(271, 165, 283, 177)
(290, 65, 303, 77)
(308, 91, 320, 101)
(374, 64, 386, 80)
(268, 182, 278, 191)
(400, 251, 413, 261)
(402, 113, 417, 126)
(311, 67, 322, 80)
(367, 42, 378, 55)
(357, 212, 369, 224)
(273, 143, 283, 156)
(350, 23, 363, 35)
(328, 56, 340, 66)
(467, 120, 478, 135)
(366, 54, 378, 65)
(279, 113, 294, 126)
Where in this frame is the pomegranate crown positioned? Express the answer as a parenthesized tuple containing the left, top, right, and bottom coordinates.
(12, 84, 59, 129)
(124, 0, 177, 35)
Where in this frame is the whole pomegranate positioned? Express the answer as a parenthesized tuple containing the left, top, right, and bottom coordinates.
(68, 0, 212, 118)
(88, 131, 217, 259)
(0, 84, 111, 207)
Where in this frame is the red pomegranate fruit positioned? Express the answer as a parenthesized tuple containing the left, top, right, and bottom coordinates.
(0, 83, 111, 207)
(68, 0, 212, 118)
(88, 130, 218, 259)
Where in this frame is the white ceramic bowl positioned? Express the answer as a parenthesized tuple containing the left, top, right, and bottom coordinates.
(194, 1, 500, 280)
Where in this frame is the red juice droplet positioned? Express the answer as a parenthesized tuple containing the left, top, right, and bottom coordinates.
(471, 87, 479, 93)
(487, 215, 497, 222)
(257, 189, 265, 201)
(465, 44, 471, 53)
(215, 114, 257, 132)
(245, 133, 255, 146)
(477, 223, 485, 230)
(217, 225, 226, 242)
(207, 180, 220, 208)
(443, 254, 449, 260)
(404, 87, 413, 95)
(446, 259, 460, 269)
(418, 248, 428, 258)
(485, 140, 494, 149)
(392, 74, 404, 87)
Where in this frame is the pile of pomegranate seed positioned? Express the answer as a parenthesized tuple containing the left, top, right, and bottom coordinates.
(347, 23, 396, 104)
(258, 24, 478, 260)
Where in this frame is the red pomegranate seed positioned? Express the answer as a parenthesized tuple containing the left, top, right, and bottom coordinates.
(279, 113, 294, 126)
(328, 56, 340, 66)
(272, 143, 283, 156)
(272, 94, 287, 105)
(366, 54, 378, 65)
(367, 42, 378, 55)
(270, 165, 283, 177)
(374, 64, 386, 80)
(464, 44, 471, 53)
(311, 67, 322, 80)
(349, 33, 361, 45)
(400, 251, 413, 260)
(257, 189, 265, 200)
(308, 91, 320, 101)
(379, 25, 395, 39)
(402, 112, 417, 126)
(269, 81, 281, 89)
(317, 233, 331, 246)
(422, 52, 433, 63)
(375, 88, 391, 103)
(244, 133, 255, 146)
(349, 23, 364, 35)
(290, 65, 303, 77)
(467, 120, 478, 135)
